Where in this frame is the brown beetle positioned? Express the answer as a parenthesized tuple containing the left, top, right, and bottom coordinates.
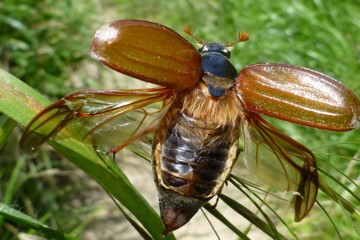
(20, 19, 360, 234)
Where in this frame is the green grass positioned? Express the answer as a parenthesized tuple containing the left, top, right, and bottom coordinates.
(0, 0, 359, 239)
(0, 0, 97, 99)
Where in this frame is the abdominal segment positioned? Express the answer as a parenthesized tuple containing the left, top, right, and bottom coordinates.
(154, 106, 240, 198)
(160, 114, 233, 197)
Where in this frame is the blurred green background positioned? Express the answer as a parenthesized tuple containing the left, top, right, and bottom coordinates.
(1, 0, 359, 239)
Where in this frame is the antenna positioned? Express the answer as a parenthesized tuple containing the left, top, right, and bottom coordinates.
(183, 26, 249, 50)
(183, 25, 203, 46)
(226, 32, 250, 49)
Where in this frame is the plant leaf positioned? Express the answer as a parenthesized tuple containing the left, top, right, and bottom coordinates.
(0, 202, 77, 240)
(0, 68, 175, 239)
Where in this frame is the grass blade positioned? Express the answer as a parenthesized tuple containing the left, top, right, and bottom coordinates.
(203, 203, 251, 240)
(0, 202, 77, 240)
(0, 116, 17, 150)
(0, 68, 174, 239)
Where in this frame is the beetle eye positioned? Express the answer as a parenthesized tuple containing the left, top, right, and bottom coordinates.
(226, 45, 233, 52)
(197, 42, 204, 52)
(198, 44, 210, 54)
(222, 48, 231, 58)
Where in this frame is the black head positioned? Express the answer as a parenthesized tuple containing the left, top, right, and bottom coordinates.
(197, 40, 238, 80)
(183, 27, 250, 97)
(198, 42, 231, 58)
(198, 42, 237, 97)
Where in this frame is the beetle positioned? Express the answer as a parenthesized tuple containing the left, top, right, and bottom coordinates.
(20, 19, 360, 234)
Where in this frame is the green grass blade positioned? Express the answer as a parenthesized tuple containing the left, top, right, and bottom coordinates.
(203, 203, 251, 240)
(0, 202, 77, 240)
(319, 171, 360, 214)
(109, 194, 153, 240)
(316, 200, 343, 240)
(0, 116, 17, 151)
(0, 69, 50, 125)
(0, 68, 175, 239)
(230, 175, 299, 239)
(0, 156, 28, 229)
(220, 193, 286, 240)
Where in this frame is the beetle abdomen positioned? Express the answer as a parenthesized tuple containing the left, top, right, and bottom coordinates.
(160, 113, 232, 197)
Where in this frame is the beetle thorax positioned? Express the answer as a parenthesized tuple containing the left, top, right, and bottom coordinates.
(181, 83, 242, 129)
